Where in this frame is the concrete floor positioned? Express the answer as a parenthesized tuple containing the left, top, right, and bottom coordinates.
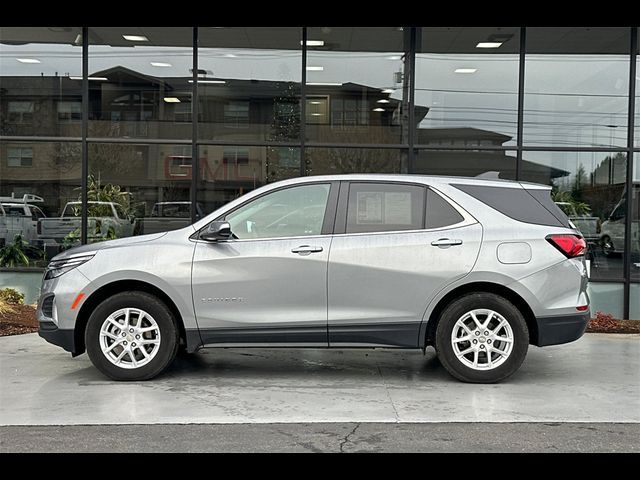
(0, 333, 639, 426)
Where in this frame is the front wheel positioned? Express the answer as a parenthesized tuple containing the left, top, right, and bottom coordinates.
(435, 293, 529, 384)
(86, 292, 180, 381)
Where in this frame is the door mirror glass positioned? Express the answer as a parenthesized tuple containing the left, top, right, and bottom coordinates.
(201, 221, 232, 242)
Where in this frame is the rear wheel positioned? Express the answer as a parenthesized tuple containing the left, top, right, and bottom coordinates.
(435, 293, 529, 383)
(86, 292, 179, 381)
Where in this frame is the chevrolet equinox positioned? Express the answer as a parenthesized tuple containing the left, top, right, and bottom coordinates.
(38, 175, 590, 383)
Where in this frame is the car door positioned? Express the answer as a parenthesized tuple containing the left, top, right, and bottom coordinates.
(192, 182, 338, 347)
(328, 182, 482, 348)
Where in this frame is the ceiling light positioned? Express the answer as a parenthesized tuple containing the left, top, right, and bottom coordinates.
(70, 76, 108, 81)
(188, 80, 226, 84)
(311, 113, 323, 116)
(377, 99, 390, 104)
(387, 56, 401, 61)
(302, 40, 325, 47)
(122, 35, 149, 42)
(163, 97, 181, 103)
(310, 101, 322, 105)
(16, 58, 40, 64)
(373, 108, 385, 112)
(382, 89, 395, 94)
(224, 53, 238, 58)
(306, 66, 324, 71)
(455, 68, 478, 74)
(151, 62, 172, 67)
(307, 82, 342, 86)
(476, 42, 503, 49)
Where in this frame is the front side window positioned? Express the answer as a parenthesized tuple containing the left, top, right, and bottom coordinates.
(226, 184, 331, 240)
(346, 183, 425, 234)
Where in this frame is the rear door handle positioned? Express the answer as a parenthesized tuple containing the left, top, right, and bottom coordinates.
(292, 245, 324, 255)
(431, 239, 463, 248)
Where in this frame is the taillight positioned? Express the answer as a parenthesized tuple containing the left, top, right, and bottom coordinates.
(546, 234, 587, 258)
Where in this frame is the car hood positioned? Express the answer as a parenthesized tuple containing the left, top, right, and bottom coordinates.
(52, 232, 168, 261)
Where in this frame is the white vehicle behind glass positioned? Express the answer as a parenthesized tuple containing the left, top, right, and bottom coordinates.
(0, 194, 46, 247)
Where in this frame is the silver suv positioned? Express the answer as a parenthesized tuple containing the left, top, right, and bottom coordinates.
(37, 175, 590, 383)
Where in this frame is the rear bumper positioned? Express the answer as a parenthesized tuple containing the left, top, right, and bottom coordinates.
(38, 322, 76, 355)
(535, 312, 590, 347)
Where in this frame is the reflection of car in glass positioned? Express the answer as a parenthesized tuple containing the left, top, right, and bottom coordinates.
(600, 197, 640, 257)
(37, 201, 135, 247)
(139, 202, 204, 235)
(554, 202, 600, 242)
(0, 194, 46, 246)
(37, 175, 590, 384)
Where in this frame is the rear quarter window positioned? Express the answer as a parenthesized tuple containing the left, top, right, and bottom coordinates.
(453, 184, 570, 228)
(426, 189, 464, 229)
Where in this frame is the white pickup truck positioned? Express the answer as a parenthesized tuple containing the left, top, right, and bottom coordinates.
(37, 201, 135, 247)
(0, 194, 46, 247)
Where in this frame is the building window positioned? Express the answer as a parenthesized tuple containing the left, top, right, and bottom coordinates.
(57, 101, 82, 122)
(224, 102, 250, 129)
(330, 98, 370, 128)
(7, 101, 34, 124)
(223, 148, 250, 166)
(306, 97, 329, 125)
(7, 147, 33, 167)
(173, 102, 192, 123)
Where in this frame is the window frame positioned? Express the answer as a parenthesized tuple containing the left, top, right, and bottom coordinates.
(199, 181, 341, 242)
(334, 181, 474, 236)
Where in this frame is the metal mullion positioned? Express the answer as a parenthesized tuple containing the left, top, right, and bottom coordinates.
(191, 27, 199, 224)
(623, 27, 637, 320)
(516, 27, 526, 181)
(81, 27, 89, 245)
(301, 27, 307, 177)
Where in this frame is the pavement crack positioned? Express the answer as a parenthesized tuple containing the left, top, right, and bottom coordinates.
(377, 366, 400, 423)
(339, 423, 361, 453)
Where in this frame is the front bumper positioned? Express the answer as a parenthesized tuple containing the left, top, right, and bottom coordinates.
(535, 312, 590, 347)
(38, 322, 77, 355)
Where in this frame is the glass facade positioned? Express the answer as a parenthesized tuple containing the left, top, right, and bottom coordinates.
(1, 26, 638, 319)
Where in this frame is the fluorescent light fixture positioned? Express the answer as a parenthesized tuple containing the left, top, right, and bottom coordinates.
(454, 68, 478, 74)
(476, 42, 503, 49)
(307, 82, 342, 86)
(123, 35, 149, 42)
(188, 80, 226, 84)
(16, 58, 41, 64)
(387, 56, 401, 61)
(377, 99, 390, 104)
(70, 76, 108, 81)
(151, 62, 172, 67)
(163, 97, 181, 103)
(373, 108, 385, 112)
(310, 101, 322, 105)
(311, 113, 323, 116)
(302, 40, 325, 47)
(306, 66, 324, 71)
(382, 89, 395, 94)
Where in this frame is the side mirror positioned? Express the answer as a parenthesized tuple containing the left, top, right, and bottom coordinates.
(200, 221, 232, 242)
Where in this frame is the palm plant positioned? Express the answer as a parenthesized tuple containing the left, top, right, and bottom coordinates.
(0, 234, 30, 268)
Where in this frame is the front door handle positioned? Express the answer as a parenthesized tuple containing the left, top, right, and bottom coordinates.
(431, 238, 463, 248)
(292, 245, 324, 256)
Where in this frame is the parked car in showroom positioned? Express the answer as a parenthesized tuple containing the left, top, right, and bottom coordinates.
(37, 174, 590, 383)
(37, 201, 135, 249)
(0, 193, 46, 246)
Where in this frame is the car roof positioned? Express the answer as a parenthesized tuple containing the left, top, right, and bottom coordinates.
(267, 174, 550, 190)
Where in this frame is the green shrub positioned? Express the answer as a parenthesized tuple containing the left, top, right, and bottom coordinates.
(0, 288, 25, 305)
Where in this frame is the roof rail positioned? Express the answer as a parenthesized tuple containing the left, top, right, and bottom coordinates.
(0, 193, 45, 204)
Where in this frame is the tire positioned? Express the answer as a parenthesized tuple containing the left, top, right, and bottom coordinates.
(85, 291, 180, 381)
(435, 293, 529, 384)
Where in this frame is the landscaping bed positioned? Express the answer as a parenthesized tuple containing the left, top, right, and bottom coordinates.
(0, 303, 38, 337)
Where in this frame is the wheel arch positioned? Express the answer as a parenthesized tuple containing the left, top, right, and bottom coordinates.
(75, 280, 187, 356)
(421, 282, 538, 349)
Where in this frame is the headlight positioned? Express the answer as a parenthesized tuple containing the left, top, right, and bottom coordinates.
(45, 255, 95, 280)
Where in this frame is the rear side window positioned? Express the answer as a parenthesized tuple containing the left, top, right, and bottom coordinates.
(453, 184, 569, 228)
(426, 189, 464, 229)
(346, 183, 425, 234)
